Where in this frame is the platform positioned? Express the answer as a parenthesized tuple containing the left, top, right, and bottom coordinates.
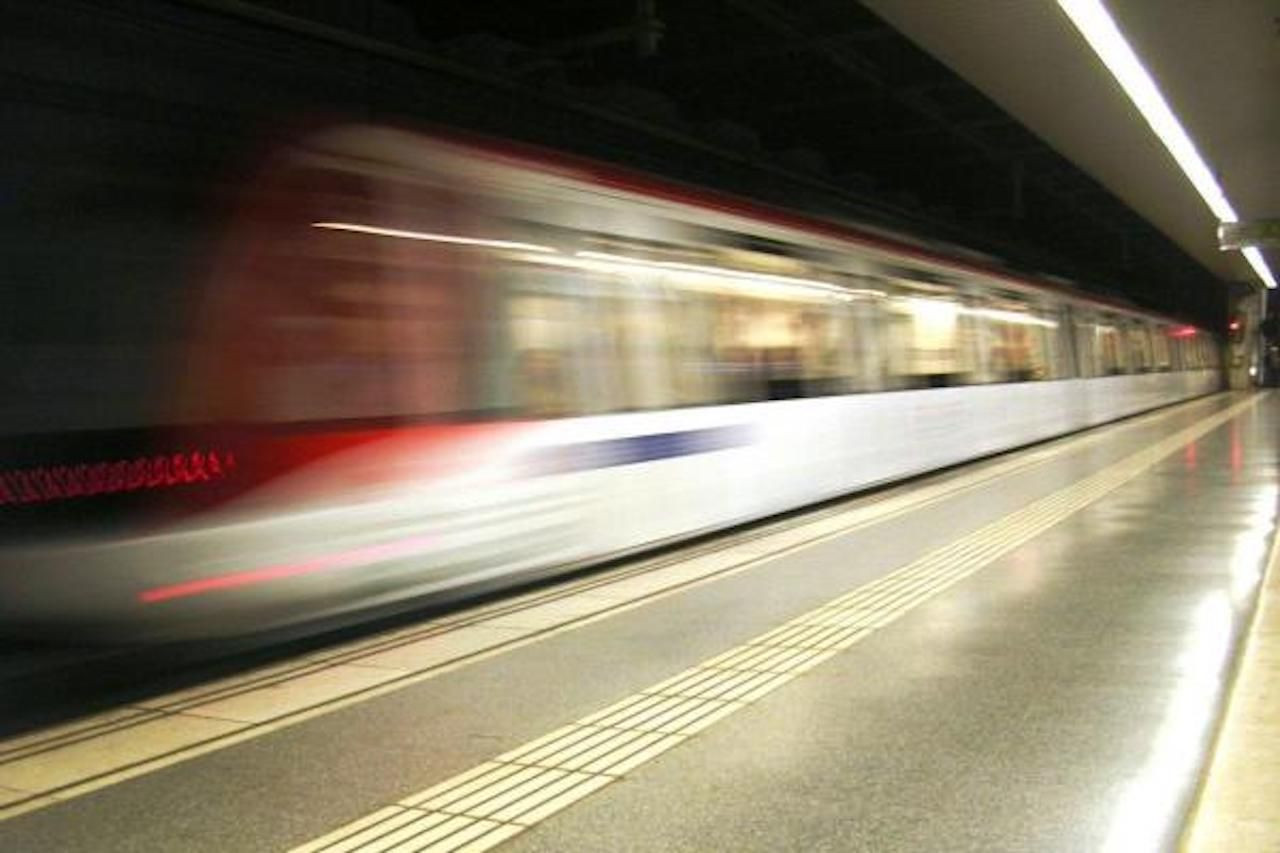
(0, 391, 1276, 852)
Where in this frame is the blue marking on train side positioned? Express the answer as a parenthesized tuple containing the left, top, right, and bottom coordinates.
(536, 425, 751, 475)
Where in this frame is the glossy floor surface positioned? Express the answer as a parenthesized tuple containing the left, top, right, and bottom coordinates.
(0, 392, 1275, 852)
(1185, 490, 1280, 852)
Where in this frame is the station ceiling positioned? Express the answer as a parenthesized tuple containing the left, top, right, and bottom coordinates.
(383, 0, 1272, 323)
(864, 0, 1277, 288)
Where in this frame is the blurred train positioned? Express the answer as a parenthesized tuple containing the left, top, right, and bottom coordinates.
(0, 125, 1221, 641)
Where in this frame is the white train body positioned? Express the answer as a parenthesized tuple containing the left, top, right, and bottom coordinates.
(0, 127, 1220, 640)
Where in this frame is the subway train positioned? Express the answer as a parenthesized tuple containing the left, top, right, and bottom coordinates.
(0, 125, 1221, 641)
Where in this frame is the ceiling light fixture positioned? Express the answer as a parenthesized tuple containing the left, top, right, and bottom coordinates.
(1057, 0, 1275, 289)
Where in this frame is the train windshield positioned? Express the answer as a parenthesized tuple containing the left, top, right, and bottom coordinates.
(191, 163, 474, 425)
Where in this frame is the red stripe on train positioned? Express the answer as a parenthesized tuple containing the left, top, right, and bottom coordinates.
(139, 533, 437, 603)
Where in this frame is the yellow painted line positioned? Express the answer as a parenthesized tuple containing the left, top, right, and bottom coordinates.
(0, 713, 249, 794)
(0, 394, 1246, 823)
(291, 394, 1262, 853)
(0, 708, 162, 764)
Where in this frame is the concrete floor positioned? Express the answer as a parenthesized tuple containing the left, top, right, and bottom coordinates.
(0, 392, 1275, 852)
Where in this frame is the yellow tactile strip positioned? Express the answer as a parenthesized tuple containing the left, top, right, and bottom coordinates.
(290, 395, 1262, 853)
(1183, 499, 1280, 851)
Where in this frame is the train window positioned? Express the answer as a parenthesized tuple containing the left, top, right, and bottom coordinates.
(884, 286, 968, 388)
(693, 292, 799, 401)
(505, 284, 585, 418)
(1095, 320, 1127, 375)
(796, 301, 857, 396)
(647, 249, 860, 404)
(1151, 327, 1172, 372)
(1044, 306, 1073, 379)
(193, 165, 473, 424)
(1073, 313, 1099, 378)
(662, 289, 721, 406)
(492, 235, 877, 413)
(488, 244, 686, 416)
(251, 229, 467, 422)
(967, 296, 1001, 385)
(954, 300, 983, 384)
(965, 294, 1055, 383)
(574, 293, 629, 414)
(710, 295, 779, 401)
(1184, 334, 1203, 370)
(991, 318, 1037, 381)
(847, 289, 888, 392)
(1127, 323, 1154, 373)
(612, 289, 678, 411)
